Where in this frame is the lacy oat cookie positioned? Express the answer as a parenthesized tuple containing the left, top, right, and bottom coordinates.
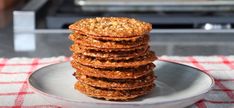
(69, 34, 149, 49)
(71, 61, 155, 79)
(77, 33, 144, 42)
(70, 32, 145, 42)
(69, 17, 156, 101)
(75, 81, 155, 101)
(69, 17, 152, 37)
(73, 43, 149, 52)
(70, 44, 149, 60)
(74, 72, 155, 90)
(72, 51, 157, 68)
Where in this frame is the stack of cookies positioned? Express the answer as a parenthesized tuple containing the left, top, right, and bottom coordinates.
(69, 17, 157, 101)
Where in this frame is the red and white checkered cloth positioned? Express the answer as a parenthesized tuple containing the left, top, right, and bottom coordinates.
(0, 56, 234, 108)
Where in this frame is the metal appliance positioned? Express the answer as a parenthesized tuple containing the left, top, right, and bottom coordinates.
(14, 0, 234, 30)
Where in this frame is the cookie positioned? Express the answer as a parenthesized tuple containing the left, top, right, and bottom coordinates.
(69, 34, 149, 49)
(74, 31, 145, 41)
(69, 17, 152, 37)
(74, 72, 155, 90)
(73, 43, 149, 52)
(72, 51, 157, 68)
(69, 17, 156, 101)
(75, 81, 155, 101)
(71, 61, 155, 79)
(71, 31, 145, 42)
(70, 44, 149, 60)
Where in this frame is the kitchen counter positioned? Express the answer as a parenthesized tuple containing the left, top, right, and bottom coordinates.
(0, 29, 234, 58)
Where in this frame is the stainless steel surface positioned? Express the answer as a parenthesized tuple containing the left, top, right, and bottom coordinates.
(46, 15, 234, 29)
(0, 29, 233, 57)
(76, 0, 234, 6)
(75, 0, 234, 11)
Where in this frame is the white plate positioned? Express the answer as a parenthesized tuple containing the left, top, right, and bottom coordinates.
(28, 60, 214, 108)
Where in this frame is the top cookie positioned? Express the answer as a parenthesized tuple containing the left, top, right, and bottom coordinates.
(69, 17, 152, 37)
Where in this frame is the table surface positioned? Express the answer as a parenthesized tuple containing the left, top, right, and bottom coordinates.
(0, 56, 234, 108)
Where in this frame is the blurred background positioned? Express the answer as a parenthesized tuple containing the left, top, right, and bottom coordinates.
(0, 0, 234, 57)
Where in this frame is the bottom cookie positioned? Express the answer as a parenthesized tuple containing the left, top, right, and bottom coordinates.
(74, 81, 155, 101)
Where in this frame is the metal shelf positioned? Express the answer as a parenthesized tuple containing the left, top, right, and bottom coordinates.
(75, 0, 234, 11)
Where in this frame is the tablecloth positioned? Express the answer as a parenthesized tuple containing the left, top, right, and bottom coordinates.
(0, 56, 234, 108)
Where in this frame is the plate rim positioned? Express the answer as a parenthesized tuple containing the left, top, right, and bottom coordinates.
(27, 59, 215, 105)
